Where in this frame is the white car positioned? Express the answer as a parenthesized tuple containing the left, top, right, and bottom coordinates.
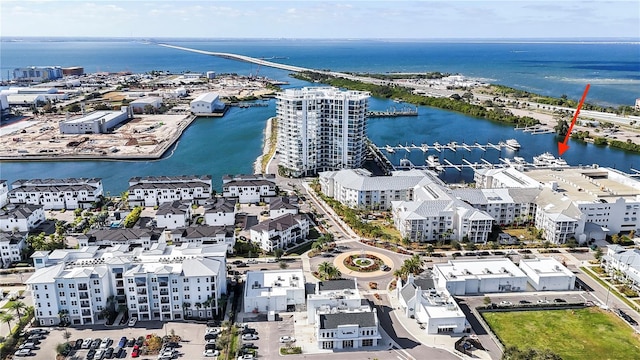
(82, 338, 93, 349)
(279, 336, 296, 343)
(241, 334, 258, 341)
(499, 301, 512, 306)
(14, 349, 32, 357)
(266, 258, 277, 263)
(158, 350, 178, 360)
(128, 316, 138, 327)
(203, 349, 220, 357)
(237, 355, 254, 360)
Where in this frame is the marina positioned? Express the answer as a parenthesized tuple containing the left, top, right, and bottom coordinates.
(380, 139, 521, 153)
(367, 105, 419, 118)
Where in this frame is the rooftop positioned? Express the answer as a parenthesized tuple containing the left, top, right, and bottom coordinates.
(319, 311, 377, 329)
(244, 269, 305, 299)
(434, 258, 527, 281)
(519, 257, 575, 277)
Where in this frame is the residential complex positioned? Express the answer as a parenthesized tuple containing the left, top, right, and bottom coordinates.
(127, 175, 212, 207)
(603, 245, 640, 290)
(276, 87, 369, 177)
(26, 243, 228, 326)
(249, 213, 309, 252)
(9, 178, 104, 210)
(222, 174, 276, 204)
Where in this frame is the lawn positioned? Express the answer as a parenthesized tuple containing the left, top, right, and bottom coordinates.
(482, 308, 640, 360)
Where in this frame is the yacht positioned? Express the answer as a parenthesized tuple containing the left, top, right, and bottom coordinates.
(427, 155, 443, 171)
(506, 139, 521, 150)
(385, 145, 395, 153)
(533, 152, 569, 167)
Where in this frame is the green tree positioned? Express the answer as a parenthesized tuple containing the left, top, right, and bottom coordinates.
(0, 312, 14, 334)
(425, 244, 434, 257)
(594, 247, 603, 260)
(274, 248, 284, 260)
(483, 296, 492, 306)
(279, 260, 289, 269)
(8, 301, 26, 319)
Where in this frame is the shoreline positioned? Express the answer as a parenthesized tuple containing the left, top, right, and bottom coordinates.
(254, 117, 274, 174)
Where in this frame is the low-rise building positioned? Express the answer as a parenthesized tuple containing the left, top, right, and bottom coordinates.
(77, 228, 162, 249)
(222, 174, 277, 204)
(190, 93, 225, 114)
(13, 66, 63, 82)
(127, 175, 212, 207)
(59, 107, 132, 134)
(156, 201, 192, 229)
(0, 204, 45, 233)
(0, 232, 27, 267)
(603, 245, 640, 290)
(129, 96, 162, 113)
(0, 181, 8, 207)
(249, 214, 309, 252)
(202, 198, 236, 226)
(432, 259, 528, 295)
(9, 178, 103, 210)
(26, 243, 227, 326)
(307, 279, 362, 324)
(243, 269, 306, 313)
(519, 258, 576, 291)
(269, 197, 299, 218)
(397, 274, 467, 334)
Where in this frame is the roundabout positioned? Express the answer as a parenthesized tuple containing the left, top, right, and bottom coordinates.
(332, 250, 396, 278)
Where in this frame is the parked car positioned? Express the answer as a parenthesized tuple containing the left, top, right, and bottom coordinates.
(116, 347, 127, 358)
(131, 348, 140, 358)
(236, 263, 249, 268)
(241, 334, 258, 341)
(86, 349, 96, 360)
(128, 316, 137, 327)
(240, 343, 258, 350)
(118, 337, 127, 348)
(27, 333, 45, 340)
(26, 336, 41, 344)
(75, 339, 84, 350)
(204, 333, 218, 341)
(105, 347, 114, 359)
(237, 354, 254, 360)
(26, 329, 50, 336)
(206, 327, 221, 335)
(247, 259, 257, 264)
(553, 298, 567, 303)
(91, 339, 102, 350)
(499, 301, 512, 306)
(206, 320, 221, 327)
(203, 349, 220, 357)
(19, 342, 36, 350)
(126, 339, 135, 347)
(279, 336, 296, 343)
(14, 349, 32, 357)
(240, 328, 257, 335)
(82, 338, 93, 349)
(205, 343, 218, 350)
(266, 258, 277, 263)
(95, 349, 106, 360)
(231, 260, 243, 265)
(100, 338, 112, 349)
(519, 300, 531, 304)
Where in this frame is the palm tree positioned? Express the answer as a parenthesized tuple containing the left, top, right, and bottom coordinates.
(326, 266, 341, 280)
(402, 254, 423, 275)
(1, 312, 14, 334)
(9, 301, 26, 319)
(318, 261, 332, 279)
(393, 268, 407, 281)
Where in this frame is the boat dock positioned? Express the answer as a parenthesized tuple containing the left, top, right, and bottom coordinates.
(516, 125, 554, 135)
(367, 106, 418, 118)
(380, 140, 520, 154)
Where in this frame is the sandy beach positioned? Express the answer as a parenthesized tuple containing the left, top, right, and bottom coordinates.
(254, 116, 274, 174)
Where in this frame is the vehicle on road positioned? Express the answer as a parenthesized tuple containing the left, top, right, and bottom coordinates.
(266, 258, 277, 263)
(380, 265, 390, 271)
(203, 349, 220, 357)
(519, 300, 531, 304)
(128, 316, 137, 327)
(279, 336, 296, 343)
(499, 301, 513, 306)
(554, 298, 567, 303)
(247, 259, 257, 264)
(236, 262, 249, 268)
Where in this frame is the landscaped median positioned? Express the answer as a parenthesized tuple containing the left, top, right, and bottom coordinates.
(481, 308, 640, 360)
(581, 266, 640, 313)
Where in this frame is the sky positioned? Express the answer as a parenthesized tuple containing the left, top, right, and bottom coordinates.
(1, 0, 638, 39)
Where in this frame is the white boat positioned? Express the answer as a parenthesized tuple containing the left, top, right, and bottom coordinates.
(399, 158, 413, 168)
(427, 155, 442, 170)
(533, 152, 569, 167)
(385, 145, 395, 153)
(506, 139, 521, 149)
(513, 156, 526, 164)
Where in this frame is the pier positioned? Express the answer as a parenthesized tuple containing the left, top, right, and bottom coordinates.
(379, 141, 520, 153)
(367, 106, 418, 118)
(516, 125, 554, 135)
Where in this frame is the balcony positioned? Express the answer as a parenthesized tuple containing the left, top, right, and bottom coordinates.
(78, 284, 88, 291)
(160, 298, 169, 304)
(79, 292, 89, 299)
(161, 306, 171, 312)
(159, 290, 169, 296)
(159, 282, 168, 287)
(116, 281, 124, 287)
(137, 289, 147, 295)
(80, 301, 90, 308)
(138, 297, 148, 304)
(81, 310, 91, 317)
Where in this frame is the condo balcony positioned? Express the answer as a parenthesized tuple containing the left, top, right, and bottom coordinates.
(80, 301, 90, 308)
(78, 284, 88, 291)
(159, 290, 169, 296)
(137, 289, 147, 295)
(81, 310, 91, 317)
(79, 292, 89, 299)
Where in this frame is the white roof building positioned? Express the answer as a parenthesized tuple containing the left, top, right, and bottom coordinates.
(432, 259, 528, 295)
(249, 213, 309, 252)
(243, 269, 305, 313)
(27, 243, 227, 326)
(9, 178, 103, 210)
(129, 96, 162, 113)
(519, 257, 576, 291)
(190, 93, 225, 114)
(397, 274, 467, 334)
(0, 204, 45, 232)
(59, 107, 132, 134)
(127, 175, 212, 207)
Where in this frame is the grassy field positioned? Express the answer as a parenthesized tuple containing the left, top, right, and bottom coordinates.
(482, 308, 640, 360)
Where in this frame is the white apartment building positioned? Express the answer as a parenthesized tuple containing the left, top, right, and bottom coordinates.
(397, 274, 467, 334)
(519, 258, 576, 291)
(222, 174, 276, 204)
(452, 188, 540, 226)
(474, 167, 539, 189)
(269, 197, 299, 218)
(164, 226, 236, 253)
(190, 93, 225, 114)
(59, 107, 132, 134)
(433, 259, 528, 295)
(0, 180, 9, 207)
(0, 204, 45, 232)
(276, 87, 369, 177)
(155, 201, 192, 229)
(9, 178, 104, 210)
(203, 198, 236, 226)
(26, 243, 227, 326)
(319, 169, 439, 210)
(127, 175, 212, 207)
(243, 269, 306, 313)
(249, 214, 309, 252)
(77, 228, 162, 249)
(0, 232, 27, 267)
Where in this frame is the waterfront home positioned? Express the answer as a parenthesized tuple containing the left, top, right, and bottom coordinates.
(0, 181, 7, 207)
(127, 175, 212, 207)
(203, 197, 236, 226)
(0, 232, 27, 268)
(222, 174, 276, 204)
(9, 178, 103, 210)
(27, 243, 227, 326)
(249, 213, 309, 252)
(155, 200, 192, 229)
(243, 269, 306, 313)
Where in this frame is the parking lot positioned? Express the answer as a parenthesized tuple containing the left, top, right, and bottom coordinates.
(241, 314, 297, 359)
(24, 321, 208, 360)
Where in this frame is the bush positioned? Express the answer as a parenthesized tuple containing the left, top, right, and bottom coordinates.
(280, 346, 302, 355)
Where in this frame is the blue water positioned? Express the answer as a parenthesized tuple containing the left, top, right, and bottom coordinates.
(1, 39, 639, 193)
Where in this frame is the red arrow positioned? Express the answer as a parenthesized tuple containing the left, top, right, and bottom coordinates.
(558, 84, 590, 156)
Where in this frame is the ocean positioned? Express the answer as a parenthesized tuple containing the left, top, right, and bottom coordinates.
(1, 39, 639, 193)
